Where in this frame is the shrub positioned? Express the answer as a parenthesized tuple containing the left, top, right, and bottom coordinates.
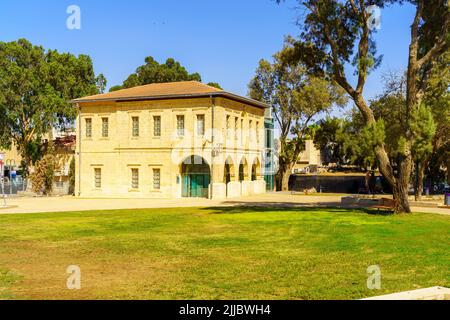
(30, 154, 56, 195)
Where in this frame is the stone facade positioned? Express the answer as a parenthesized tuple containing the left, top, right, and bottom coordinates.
(74, 85, 267, 199)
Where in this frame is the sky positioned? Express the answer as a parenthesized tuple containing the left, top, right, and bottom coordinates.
(0, 0, 416, 104)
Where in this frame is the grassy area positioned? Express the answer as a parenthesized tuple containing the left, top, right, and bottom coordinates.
(0, 207, 449, 300)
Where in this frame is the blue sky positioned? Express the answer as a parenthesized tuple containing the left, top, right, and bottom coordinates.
(0, 0, 415, 102)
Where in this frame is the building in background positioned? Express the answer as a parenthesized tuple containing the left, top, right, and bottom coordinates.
(52, 135, 76, 195)
(293, 140, 323, 174)
(72, 81, 268, 199)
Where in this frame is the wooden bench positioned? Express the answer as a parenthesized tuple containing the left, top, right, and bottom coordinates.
(370, 198, 397, 212)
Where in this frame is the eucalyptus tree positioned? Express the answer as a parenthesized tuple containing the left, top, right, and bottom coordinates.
(249, 42, 346, 191)
(0, 39, 100, 175)
(277, 0, 449, 212)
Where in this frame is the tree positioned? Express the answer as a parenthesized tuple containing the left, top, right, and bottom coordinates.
(110, 56, 204, 90)
(249, 41, 347, 191)
(415, 50, 450, 199)
(30, 154, 56, 196)
(0, 39, 99, 176)
(206, 82, 223, 90)
(109, 85, 123, 92)
(279, 0, 449, 213)
(96, 73, 107, 94)
(68, 156, 75, 196)
(313, 117, 348, 165)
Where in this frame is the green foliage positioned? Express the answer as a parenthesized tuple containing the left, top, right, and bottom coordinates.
(95, 74, 107, 94)
(0, 39, 100, 174)
(116, 56, 202, 89)
(248, 40, 347, 189)
(68, 157, 75, 196)
(30, 154, 56, 195)
(313, 117, 348, 165)
(410, 104, 437, 161)
(206, 82, 223, 90)
(109, 85, 123, 92)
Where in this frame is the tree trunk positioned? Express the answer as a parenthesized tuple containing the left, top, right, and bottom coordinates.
(415, 159, 427, 201)
(281, 164, 293, 192)
(373, 143, 412, 213)
(276, 161, 294, 192)
(447, 157, 450, 185)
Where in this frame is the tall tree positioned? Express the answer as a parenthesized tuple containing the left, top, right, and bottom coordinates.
(96, 73, 107, 94)
(249, 42, 346, 191)
(110, 56, 203, 91)
(279, 0, 449, 213)
(0, 39, 100, 175)
(415, 50, 450, 199)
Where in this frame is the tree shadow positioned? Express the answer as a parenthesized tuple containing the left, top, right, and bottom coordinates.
(201, 201, 395, 216)
(202, 203, 351, 215)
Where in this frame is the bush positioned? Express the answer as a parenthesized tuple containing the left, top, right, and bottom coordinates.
(30, 154, 56, 195)
(68, 157, 75, 195)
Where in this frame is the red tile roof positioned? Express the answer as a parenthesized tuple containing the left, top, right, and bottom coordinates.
(71, 81, 268, 109)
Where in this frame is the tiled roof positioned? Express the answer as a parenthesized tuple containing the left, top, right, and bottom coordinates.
(71, 81, 268, 109)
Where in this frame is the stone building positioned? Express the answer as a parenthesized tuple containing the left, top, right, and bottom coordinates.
(293, 140, 323, 174)
(71, 81, 268, 199)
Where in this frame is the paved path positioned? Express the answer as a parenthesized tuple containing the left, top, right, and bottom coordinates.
(0, 193, 449, 216)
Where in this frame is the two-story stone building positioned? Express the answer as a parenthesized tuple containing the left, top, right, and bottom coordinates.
(71, 81, 268, 199)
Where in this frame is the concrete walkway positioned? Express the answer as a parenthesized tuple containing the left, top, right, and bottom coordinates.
(0, 192, 449, 216)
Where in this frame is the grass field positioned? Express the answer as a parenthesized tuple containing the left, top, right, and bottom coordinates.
(0, 207, 449, 300)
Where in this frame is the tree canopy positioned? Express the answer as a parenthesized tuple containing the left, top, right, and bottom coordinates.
(249, 41, 347, 190)
(109, 56, 206, 91)
(0, 38, 100, 174)
(277, 0, 449, 212)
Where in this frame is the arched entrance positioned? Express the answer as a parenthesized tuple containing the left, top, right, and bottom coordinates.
(251, 158, 261, 181)
(224, 157, 235, 185)
(239, 157, 248, 182)
(224, 157, 235, 197)
(181, 155, 210, 198)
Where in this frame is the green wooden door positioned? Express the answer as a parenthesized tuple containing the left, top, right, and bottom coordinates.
(183, 174, 209, 198)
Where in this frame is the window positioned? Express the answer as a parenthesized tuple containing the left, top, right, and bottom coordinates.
(249, 120, 253, 140)
(235, 117, 238, 140)
(241, 119, 244, 142)
(197, 115, 205, 136)
(94, 168, 101, 189)
(153, 116, 161, 137)
(131, 168, 139, 189)
(226, 115, 231, 139)
(177, 115, 185, 136)
(153, 169, 161, 190)
(85, 118, 92, 138)
(132, 117, 139, 137)
(256, 121, 260, 143)
(102, 118, 109, 138)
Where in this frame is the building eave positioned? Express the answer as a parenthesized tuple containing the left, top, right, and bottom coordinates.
(70, 92, 269, 109)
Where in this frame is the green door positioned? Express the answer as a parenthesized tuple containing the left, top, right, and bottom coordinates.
(182, 174, 210, 198)
(182, 175, 190, 198)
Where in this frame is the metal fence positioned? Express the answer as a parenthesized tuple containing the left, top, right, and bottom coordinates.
(0, 180, 28, 195)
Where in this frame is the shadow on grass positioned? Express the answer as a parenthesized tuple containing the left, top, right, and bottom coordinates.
(202, 204, 349, 215)
(202, 202, 395, 217)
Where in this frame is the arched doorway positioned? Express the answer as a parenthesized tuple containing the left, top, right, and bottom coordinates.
(224, 157, 235, 197)
(251, 158, 261, 181)
(181, 155, 210, 198)
(239, 157, 248, 182)
(224, 157, 235, 185)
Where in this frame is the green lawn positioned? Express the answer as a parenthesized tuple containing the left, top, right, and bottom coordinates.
(0, 207, 449, 300)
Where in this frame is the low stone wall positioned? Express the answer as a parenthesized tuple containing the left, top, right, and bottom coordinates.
(226, 182, 241, 198)
(212, 180, 266, 199)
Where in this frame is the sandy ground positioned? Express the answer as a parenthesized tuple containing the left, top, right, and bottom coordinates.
(0, 192, 449, 216)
